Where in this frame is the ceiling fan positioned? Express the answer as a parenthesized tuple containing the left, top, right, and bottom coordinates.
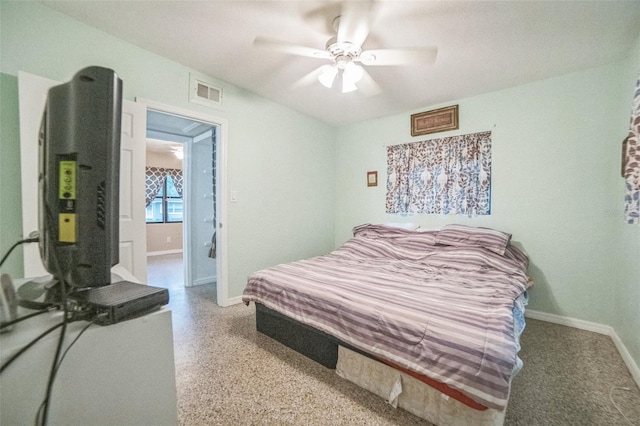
(254, 2, 438, 95)
(170, 146, 184, 160)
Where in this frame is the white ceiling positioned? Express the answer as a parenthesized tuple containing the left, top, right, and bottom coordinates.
(42, 1, 640, 126)
(146, 139, 182, 154)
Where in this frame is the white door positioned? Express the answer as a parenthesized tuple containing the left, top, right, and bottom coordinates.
(18, 71, 147, 283)
(114, 101, 147, 282)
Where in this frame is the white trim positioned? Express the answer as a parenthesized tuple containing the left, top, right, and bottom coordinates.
(526, 309, 640, 388)
(215, 117, 229, 307)
(192, 276, 216, 286)
(137, 98, 226, 127)
(225, 296, 244, 306)
(146, 249, 184, 257)
(182, 134, 193, 289)
(135, 98, 229, 308)
(610, 332, 640, 388)
(525, 309, 613, 335)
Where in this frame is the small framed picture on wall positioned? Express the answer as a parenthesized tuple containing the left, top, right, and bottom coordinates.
(367, 171, 378, 187)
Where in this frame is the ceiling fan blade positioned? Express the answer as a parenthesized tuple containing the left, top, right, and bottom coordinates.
(254, 37, 331, 59)
(337, 1, 375, 47)
(291, 66, 326, 90)
(357, 68, 382, 97)
(359, 47, 438, 66)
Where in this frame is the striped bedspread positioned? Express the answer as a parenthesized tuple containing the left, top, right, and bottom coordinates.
(242, 224, 531, 410)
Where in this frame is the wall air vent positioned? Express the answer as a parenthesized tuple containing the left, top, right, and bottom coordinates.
(189, 74, 222, 109)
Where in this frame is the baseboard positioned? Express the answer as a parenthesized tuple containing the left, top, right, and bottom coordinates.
(525, 309, 613, 335)
(226, 296, 243, 306)
(526, 309, 640, 388)
(193, 276, 216, 286)
(610, 332, 640, 387)
(147, 249, 183, 257)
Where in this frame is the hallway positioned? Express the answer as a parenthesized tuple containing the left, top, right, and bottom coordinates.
(146, 252, 217, 322)
(147, 253, 185, 293)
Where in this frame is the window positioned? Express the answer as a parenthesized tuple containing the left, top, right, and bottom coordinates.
(386, 131, 492, 216)
(146, 175, 183, 223)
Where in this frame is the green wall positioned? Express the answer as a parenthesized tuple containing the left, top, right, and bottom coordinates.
(614, 32, 640, 366)
(0, 2, 336, 298)
(0, 73, 24, 277)
(334, 42, 639, 364)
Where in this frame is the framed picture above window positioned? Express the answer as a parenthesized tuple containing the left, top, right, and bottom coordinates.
(410, 105, 459, 136)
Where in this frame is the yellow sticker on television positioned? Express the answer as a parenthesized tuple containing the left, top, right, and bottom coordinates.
(59, 213, 76, 243)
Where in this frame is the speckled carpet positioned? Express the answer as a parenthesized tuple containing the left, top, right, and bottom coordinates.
(149, 255, 640, 425)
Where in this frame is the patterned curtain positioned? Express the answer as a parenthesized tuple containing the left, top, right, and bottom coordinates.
(165, 168, 183, 197)
(624, 73, 640, 224)
(145, 167, 166, 207)
(386, 131, 491, 216)
(145, 167, 183, 206)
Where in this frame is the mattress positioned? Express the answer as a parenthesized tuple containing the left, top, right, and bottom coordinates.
(255, 289, 528, 411)
(243, 224, 531, 410)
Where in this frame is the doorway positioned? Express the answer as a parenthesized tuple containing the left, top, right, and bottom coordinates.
(138, 99, 229, 306)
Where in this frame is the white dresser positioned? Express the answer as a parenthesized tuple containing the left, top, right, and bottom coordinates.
(0, 283, 178, 425)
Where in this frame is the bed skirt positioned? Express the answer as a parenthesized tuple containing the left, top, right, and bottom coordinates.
(336, 346, 507, 426)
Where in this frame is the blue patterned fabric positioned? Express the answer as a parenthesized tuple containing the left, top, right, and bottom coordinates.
(624, 74, 640, 224)
(386, 131, 492, 216)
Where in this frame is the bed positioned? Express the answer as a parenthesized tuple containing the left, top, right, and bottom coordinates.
(242, 224, 531, 425)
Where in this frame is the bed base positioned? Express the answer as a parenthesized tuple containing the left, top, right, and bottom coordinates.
(255, 303, 506, 426)
(255, 302, 340, 368)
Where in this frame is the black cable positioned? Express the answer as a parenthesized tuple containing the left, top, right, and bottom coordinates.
(35, 400, 46, 426)
(0, 237, 39, 269)
(55, 316, 99, 371)
(0, 308, 50, 330)
(36, 205, 68, 426)
(38, 281, 68, 426)
(34, 314, 99, 426)
(0, 322, 64, 374)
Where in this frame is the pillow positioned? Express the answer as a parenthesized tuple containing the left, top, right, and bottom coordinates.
(382, 222, 419, 230)
(505, 244, 529, 270)
(435, 224, 511, 255)
(416, 227, 438, 232)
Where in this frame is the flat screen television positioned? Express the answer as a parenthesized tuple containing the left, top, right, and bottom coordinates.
(38, 66, 123, 295)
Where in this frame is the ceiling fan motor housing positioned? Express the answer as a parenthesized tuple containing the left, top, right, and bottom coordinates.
(325, 36, 361, 68)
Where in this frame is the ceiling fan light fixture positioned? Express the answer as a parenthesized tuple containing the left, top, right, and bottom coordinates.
(318, 64, 338, 88)
(343, 62, 364, 84)
(173, 147, 184, 160)
(341, 62, 363, 93)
